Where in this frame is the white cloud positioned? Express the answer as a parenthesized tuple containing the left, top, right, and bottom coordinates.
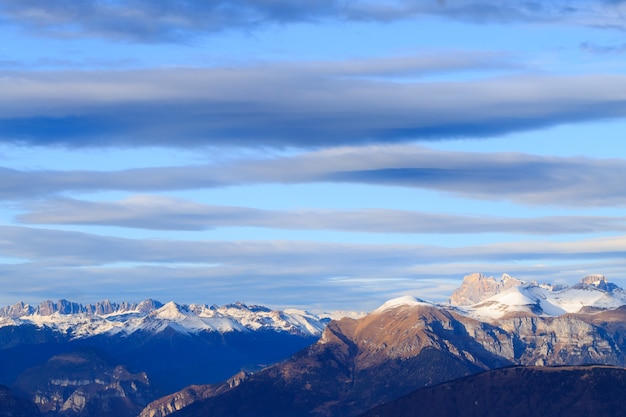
(2, 64, 626, 147)
(3, 146, 626, 207)
(16, 195, 626, 234)
(1, 225, 626, 310)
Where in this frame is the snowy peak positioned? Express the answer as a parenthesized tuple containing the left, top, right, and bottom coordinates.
(463, 274, 626, 320)
(448, 273, 523, 306)
(152, 301, 190, 320)
(373, 296, 434, 313)
(577, 274, 620, 293)
(135, 299, 164, 313)
(0, 299, 334, 339)
(0, 301, 35, 319)
(373, 273, 626, 322)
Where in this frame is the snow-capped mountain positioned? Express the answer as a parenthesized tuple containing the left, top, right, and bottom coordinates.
(158, 273, 626, 417)
(0, 299, 332, 339)
(6, 273, 626, 417)
(0, 301, 341, 411)
(449, 273, 626, 320)
(371, 273, 626, 321)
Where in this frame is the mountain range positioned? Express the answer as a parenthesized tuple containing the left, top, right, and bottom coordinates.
(0, 299, 334, 338)
(3, 273, 626, 416)
(0, 300, 344, 417)
(155, 273, 626, 417)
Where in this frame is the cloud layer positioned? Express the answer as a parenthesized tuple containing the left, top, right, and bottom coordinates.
(2, 1, 625, 311)
(3, 60, 626, 147)
(3, 146, 626, 207)
(2, 1, 625, 42)
(17, 195, 626, 235)
(2, 225, 626, 309)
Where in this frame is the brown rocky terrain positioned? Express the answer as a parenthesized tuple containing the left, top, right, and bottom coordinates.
(138, 371, 249, 417)
(158, 299, 626, 417)
(161, 304, 492, 417)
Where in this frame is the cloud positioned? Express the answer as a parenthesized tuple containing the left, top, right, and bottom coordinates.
(580, 41, 626, 54)
(16, 195, 626, 234)
(2, 63, 626, 148)
(1, 225, 626, 309)
(0, 0, 339, 42)
(4, 257, 625, 311)
(1, 1, 624, 42)
(0, 261, 458, 311)
(2, 225, 626, 272)
(3, 146, 626, 207)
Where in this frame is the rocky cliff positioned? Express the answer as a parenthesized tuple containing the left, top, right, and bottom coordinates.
(139, 371, 248, 417)
(161, 274, 626, 417)
(13, 349, 155, 417)
(448, 273, 523, 306)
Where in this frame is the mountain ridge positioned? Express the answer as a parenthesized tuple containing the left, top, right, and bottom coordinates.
(4, 272, 626, 417)
(159, 273, 626, 417)
(360, 365, 626, 417)
(0, 299, 355, 339)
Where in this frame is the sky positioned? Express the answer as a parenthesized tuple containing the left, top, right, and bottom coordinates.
(2, 1, 626, 312)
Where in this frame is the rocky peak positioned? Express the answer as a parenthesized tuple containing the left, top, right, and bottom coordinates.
(37, 300, 86, 316)
(0, 299, 165, 319)
(0, 301, 35, 318)
(136, 299, 164, 313)
(448, 273, 523, 306)
(91, 300, 116, 315)
(581, 274, 607, 285)
(579, 274, 617, 292)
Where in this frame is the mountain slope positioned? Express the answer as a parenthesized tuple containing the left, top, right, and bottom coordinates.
(0, 300, 334, 394)
(0, 300, 329, 339)
(361, 365, 626, 417)
(0, 385, 40, 417)
(166, 303, 509, 417)
(161, 274, 626, 417)
(452, 273, 626, 320)
(12, 349, 154, 417)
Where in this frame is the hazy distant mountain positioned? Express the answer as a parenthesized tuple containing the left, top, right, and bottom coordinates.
(450, 273, 626, 320)
(160, 274, 626, 417)
(361, 365, 626, 417)
(4, 274, 626, 417)
(448, 273, 524, 306)
(0, 299, 329, 339)
(0, 299, 341, 416)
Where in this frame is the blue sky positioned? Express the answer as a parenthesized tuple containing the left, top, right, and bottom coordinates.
(2, 1, 626, 311)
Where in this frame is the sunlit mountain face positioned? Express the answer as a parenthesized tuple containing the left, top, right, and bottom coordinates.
(4, 273, 624, 417)
(3, 1, 626, 416)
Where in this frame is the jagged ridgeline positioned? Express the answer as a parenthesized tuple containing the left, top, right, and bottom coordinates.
(3, 273, 626, 417)
(148, 273, 626, 417)
(0, 300, 334, 417)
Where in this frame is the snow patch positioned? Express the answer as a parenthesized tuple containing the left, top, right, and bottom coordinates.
(0, 299, 337, 338)
(466, 279, 626, 320)
(373, 296, 433, 313)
